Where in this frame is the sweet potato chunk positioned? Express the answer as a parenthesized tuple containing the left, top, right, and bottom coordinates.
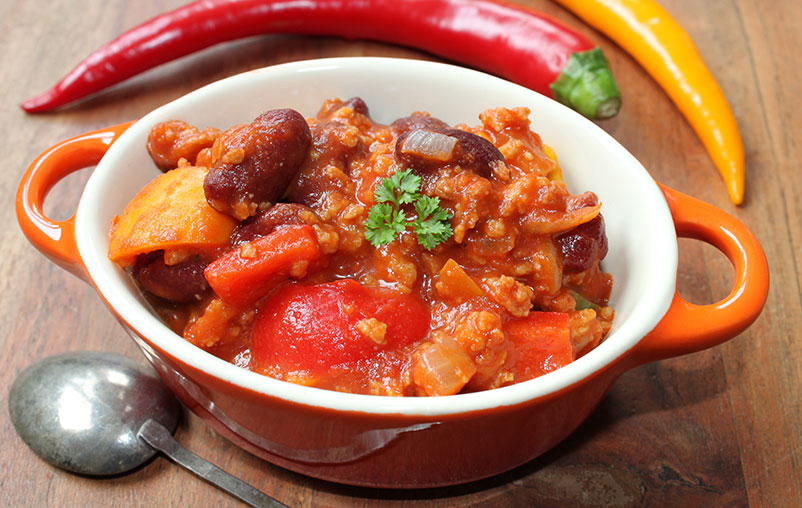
(109, 166, 237, 267)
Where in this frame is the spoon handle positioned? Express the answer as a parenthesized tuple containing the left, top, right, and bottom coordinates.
(138, 419, 289, 508)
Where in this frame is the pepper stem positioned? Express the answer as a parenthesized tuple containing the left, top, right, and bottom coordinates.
(550, 47, 622, 120)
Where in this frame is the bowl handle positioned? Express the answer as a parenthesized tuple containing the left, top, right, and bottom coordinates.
(625, 185, 769, 367)
(16, 122, 134, 282)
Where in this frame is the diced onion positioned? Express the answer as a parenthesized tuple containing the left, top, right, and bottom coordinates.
(399, 129, 458, 162)
(412, 336, 477, 396)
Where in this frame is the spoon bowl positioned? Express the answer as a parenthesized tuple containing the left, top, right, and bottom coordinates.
(8, 351, 178, 476)
(8, 351, 287, 508)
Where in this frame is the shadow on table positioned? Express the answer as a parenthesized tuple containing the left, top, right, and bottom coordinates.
(312, 357, 732, 507)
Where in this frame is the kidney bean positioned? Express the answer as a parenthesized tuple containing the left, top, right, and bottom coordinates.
(204, 108, 311, 220)
(147, 120, 220, 171)
(230, 203, 318, 244)
(554, 214, 608, 273)
(446, 129, 508, 178)
(395, 127, 507, 179)
(286, 120, 367, 207)
(390, 113, 450, 135)
(134, 252, 211, 303)
(317, 97, 371, 119)
(343, 97, 370, 117)
(313, 120, 367, 168)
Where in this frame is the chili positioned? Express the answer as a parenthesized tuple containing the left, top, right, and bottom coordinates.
(116, 98, 617, 395)
(21, 0, 621, 119)
(554, 0, 745, 204)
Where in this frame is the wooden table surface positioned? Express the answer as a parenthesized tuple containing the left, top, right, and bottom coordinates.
(1, 0, 799, 506)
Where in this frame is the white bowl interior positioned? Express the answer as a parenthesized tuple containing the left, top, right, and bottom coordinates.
(76, 58, 677, 415)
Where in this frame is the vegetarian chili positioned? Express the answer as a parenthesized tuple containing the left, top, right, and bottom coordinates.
(22, 0, 621, 119)
(108, 97, 615, 396)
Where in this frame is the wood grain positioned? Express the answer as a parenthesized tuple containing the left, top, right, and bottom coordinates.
(1, 0, 798, 506)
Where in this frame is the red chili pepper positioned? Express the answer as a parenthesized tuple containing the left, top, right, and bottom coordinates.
(21, 0, 621, 119)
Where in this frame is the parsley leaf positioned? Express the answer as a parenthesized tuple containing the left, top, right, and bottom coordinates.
(413, 195, 441, 220)
(374, 177, 398, 205)
(374, 168, 421, 206)
(392, 169, 422, 204)
(365, 203, 407, 246)
(412, 196, 453, 250)
(364, 169, 453, 250)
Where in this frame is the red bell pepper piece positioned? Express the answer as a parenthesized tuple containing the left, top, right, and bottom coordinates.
(505, 311, 573, 382)
(204, 225, 321, 307)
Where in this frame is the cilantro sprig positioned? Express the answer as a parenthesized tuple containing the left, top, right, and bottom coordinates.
(364, 169, 453, 250)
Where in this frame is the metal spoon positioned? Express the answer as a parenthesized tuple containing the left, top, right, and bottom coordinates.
(8, 351, 288, 508)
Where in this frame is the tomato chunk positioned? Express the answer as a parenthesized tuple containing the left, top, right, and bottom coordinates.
(505, 311, 573, 382)
(204, 225, 321, 307)
(252, 280, 430, 384)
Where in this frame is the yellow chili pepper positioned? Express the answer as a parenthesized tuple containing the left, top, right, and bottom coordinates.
(553, 0, 745, 204)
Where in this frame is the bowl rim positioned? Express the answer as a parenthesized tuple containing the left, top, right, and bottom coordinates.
(75, 57, 677, 416)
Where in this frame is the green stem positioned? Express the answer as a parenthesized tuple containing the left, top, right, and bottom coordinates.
(550, 47, 622, 120)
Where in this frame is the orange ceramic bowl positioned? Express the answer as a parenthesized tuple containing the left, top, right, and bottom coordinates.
(17, 58, 769, 488)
